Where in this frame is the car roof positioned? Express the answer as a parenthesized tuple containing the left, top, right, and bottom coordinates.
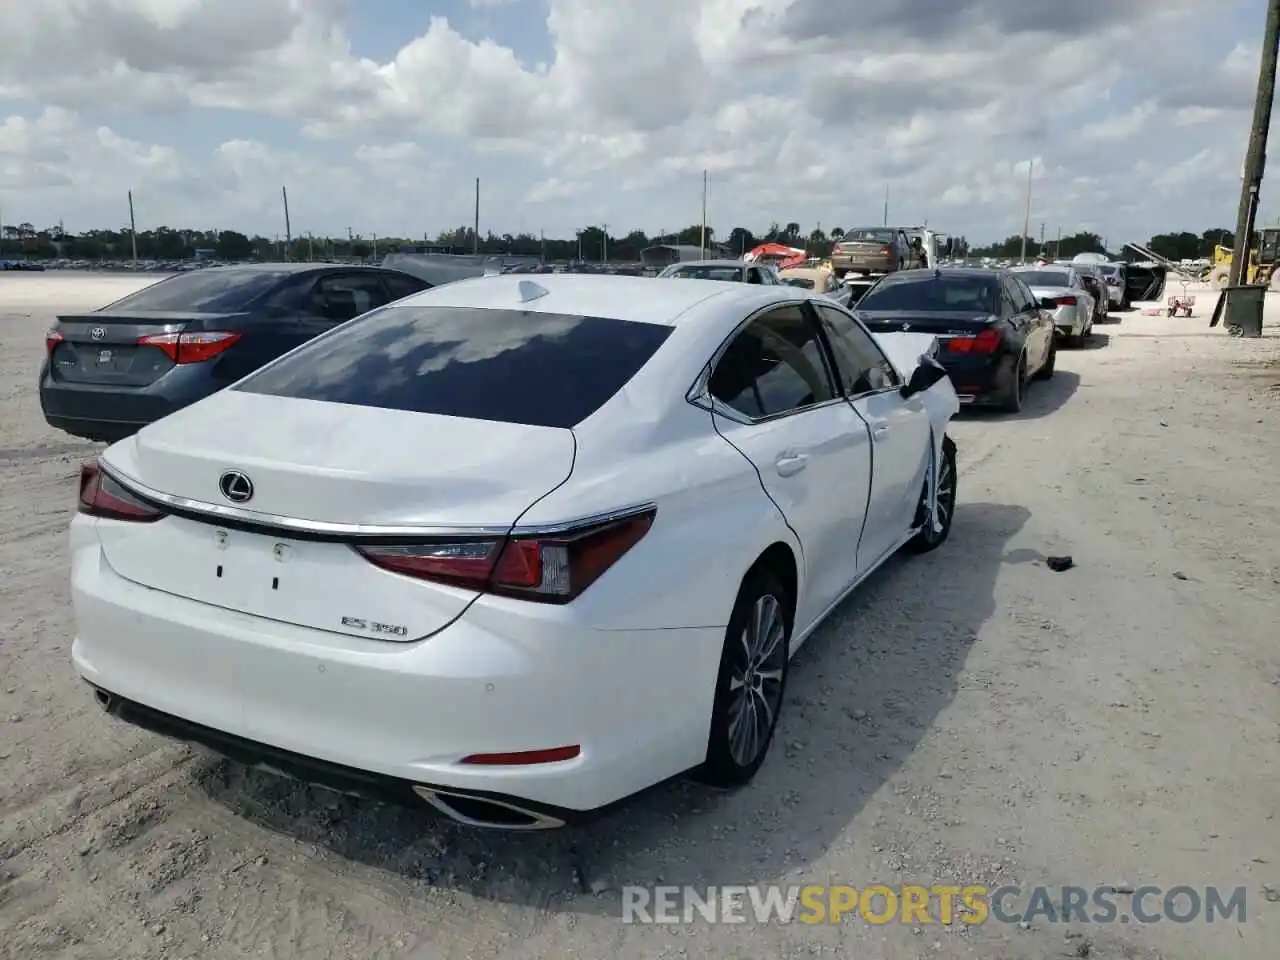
(196, 263, 390, 275)
(388, 272, 800, 329)
(664, 260, 746, 268)
(878, 266, 999, 281)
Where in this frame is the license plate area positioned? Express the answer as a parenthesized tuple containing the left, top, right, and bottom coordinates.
(207, 527, 294, 607)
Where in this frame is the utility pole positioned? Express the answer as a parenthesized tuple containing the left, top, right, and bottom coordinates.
(883, 185, 889, 226)
(1230, 0, 1280, 285)
(281, 185, 292, 260)
(540, 229, 545, 262)
(1056, 225, 1062, 259)
(473, 178, 480, 255)
(1019, 160, 1033, 264)
(127, 190, 138, 266)
(601, 224, 608, 261)
(372, 232, 377, 261)
(700, 170, 709, 258)
(308, 232, 314, 261)
(1039, 222, 1045, 255)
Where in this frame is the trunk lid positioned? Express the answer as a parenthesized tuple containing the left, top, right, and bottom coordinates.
(95, 391, 576, 639)
(854, 309, 994, 336)
(49, 311, 241, 387)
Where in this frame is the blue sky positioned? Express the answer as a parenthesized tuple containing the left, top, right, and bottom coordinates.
(0, 0, 1268, 245)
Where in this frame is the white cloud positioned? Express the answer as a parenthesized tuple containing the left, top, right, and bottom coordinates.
(0, 0, 1263, 243)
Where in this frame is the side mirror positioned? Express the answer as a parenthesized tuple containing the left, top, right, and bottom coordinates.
(1037, 297, 1058, 311)
(900, 355, 948, 398)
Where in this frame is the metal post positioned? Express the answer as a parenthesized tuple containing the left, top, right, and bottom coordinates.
(128, 190, 138, 266)
(883, 185, 889, 226)
(473, 178, 480, 254)
(601, 224, 608, 261)
(1019, 161, 1033, 264)
(1230, 0, 1280, 286)
(700, 170, 708, 259)
(281, 185, 292, 260)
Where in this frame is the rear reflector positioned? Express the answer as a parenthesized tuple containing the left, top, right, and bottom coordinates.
(78, 459, 164, 523)
(1055, 296, 1078, 306)
(944, 327, 1001, 355)
(137, 331, 241, 364)
(460, 745, 581, 765)
(356, 508, 656, 604)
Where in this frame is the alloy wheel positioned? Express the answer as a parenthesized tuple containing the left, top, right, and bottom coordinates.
(726, 593, 787, 766)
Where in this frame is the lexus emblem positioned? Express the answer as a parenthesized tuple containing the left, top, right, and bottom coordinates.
(90, 327, 107, 341)
(218, 471, 254, 504)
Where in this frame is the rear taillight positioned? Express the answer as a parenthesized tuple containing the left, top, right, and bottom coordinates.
(355, 508, 656, 604)
(1055, 296, 1077, 306)
(78, 459, 164, 523)
(880, 245, 893, 256)
(46, 329, 64, 354)
(945, 327, 1002, 355)
(137, 331, 240, 364)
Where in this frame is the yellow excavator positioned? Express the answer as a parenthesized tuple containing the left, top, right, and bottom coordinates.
(1208, 226, 1280, 289)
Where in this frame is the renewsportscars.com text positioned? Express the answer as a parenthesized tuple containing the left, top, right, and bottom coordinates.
(620, 884, 1248, 925)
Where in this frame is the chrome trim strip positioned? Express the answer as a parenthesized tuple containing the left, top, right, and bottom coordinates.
(98, 460, 656, 539)
(412, 786, 566, 830)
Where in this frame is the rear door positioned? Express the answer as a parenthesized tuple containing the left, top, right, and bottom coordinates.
(812, 302, 930, 568)
(1008, 275, 1052, 366)
(706, 303, 871, 624)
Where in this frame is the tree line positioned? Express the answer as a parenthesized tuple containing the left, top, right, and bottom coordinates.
(0, 220, 1240, 264)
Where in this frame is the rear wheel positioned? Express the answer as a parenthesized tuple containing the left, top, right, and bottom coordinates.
(1001, 354, 1026, 413)
(699, 567, 791, 787)
(905, 435, 957, 554)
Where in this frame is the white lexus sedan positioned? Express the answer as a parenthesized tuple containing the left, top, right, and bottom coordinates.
(70, 274, 959, 830)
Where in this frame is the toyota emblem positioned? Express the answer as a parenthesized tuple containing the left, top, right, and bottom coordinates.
(90, 327, 107, 341)
(218, 471, 254, 504)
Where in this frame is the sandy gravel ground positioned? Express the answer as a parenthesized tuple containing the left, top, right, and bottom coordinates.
(1, 272, 1278, 960)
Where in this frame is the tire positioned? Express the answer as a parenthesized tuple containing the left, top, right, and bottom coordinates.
(905, 435, 957, 554)
(698, 567, 792, 787)
(1001, 354, 1026, 413)
(1033, 336, 1056, 380)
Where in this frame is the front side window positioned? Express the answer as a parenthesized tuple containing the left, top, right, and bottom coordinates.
(708, 305, 835, 419)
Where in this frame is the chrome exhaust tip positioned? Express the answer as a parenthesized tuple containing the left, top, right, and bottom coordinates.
(412, 786, 565, 830)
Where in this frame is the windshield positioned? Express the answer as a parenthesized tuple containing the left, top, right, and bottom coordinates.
(1014, 270, 1072, 288)
(856, 274, 998, 313)
(103, 269, 291, 313)
(661, 265, 742, 281)
(841, 228, 894, 244)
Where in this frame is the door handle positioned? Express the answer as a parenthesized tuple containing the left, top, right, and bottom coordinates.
(774, 452, 809, 476)
(870, 421, 890, 439)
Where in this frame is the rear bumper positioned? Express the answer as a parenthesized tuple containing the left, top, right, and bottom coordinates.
(39, 363, 219, 442)
(937, 351, 1018, 405)
(831, 255, 894, 273)
(69, 517, 722, 815)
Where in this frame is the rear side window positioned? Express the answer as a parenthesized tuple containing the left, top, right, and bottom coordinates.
(234, 306, 673, 429)
(381, 271, 430, 301)
(103, 270, 290, 313)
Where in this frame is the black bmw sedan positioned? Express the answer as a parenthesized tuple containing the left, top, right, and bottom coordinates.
(852, 267, 1058, 413)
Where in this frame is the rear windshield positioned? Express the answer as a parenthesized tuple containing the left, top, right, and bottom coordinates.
(1014, 270, 1072, 287)
(842, 229, 894, 243)
(233, 306, 673, 429)
(857, 275, 998, 313)
(663, 265, 742, 281)
(103, 270, 291, 313)
(781, 276, 815, 289)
